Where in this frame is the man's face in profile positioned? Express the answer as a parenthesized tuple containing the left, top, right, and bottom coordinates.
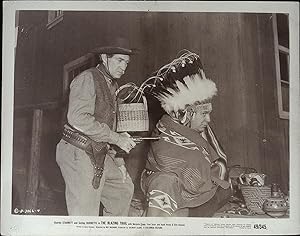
(190, 103, 212, 132)
(106, 54, 130, 79)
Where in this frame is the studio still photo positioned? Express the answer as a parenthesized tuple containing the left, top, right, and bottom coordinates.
(12, 11, 290, 219)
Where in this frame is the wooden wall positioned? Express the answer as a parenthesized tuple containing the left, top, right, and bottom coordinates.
(13, 11, 289, 212)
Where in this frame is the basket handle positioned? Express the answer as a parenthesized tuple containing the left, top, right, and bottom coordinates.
(116, 83, 140, 102)
(142, 95, 148, 111)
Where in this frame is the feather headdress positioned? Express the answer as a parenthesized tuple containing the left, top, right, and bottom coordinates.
(145, 50, 217, 114)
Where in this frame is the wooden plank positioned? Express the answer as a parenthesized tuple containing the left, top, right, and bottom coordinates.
(214, 14, 246, 167)
(25, 109, 43, 210)
(279, 122, 289, 193)
(255, 14, 270, 174)
(12, 113, 33, 211)
(14, 101, 59, 111)
(256, 14, 289, 191)
(238, 14, 264, 171)
(204, 13, 248, 168)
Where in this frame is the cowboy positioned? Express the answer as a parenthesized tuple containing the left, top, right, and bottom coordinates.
(141, 50, 231, 217)
(56, 37, 137, 216)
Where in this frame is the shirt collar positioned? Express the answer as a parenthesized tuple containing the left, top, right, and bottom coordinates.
(96, 64, 115, 85)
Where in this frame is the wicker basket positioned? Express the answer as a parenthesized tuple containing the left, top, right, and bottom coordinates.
(240, 185, 271, 214)
(117, 96, 149, 132)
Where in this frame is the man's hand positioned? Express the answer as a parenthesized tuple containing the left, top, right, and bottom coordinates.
(118, 164, 130, 183)
(115, 132, 136, 154)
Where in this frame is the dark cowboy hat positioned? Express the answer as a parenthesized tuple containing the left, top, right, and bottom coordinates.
(91, 37, 138, 55)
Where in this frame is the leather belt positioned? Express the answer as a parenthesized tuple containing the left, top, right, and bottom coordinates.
(62, 125, 108, 189)
(62, 125, 92, 151)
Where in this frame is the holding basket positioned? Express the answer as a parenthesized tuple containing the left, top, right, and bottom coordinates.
(117, 95, 149, 132)
(116, 83, 149, 132)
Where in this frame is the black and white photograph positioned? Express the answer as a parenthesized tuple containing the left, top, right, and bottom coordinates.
(2, 1, 299, 235)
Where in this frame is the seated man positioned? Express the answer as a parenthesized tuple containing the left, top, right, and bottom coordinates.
(141, 50, 231, 217)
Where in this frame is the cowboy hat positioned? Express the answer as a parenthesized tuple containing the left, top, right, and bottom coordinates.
(91, 37, 138, 55)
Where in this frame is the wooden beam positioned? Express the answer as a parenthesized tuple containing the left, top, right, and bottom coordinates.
(25, 109, 43, 210)
(14, 101, 60, 111)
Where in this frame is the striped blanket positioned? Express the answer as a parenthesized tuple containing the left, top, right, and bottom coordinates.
(143, 114, 230, 214)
